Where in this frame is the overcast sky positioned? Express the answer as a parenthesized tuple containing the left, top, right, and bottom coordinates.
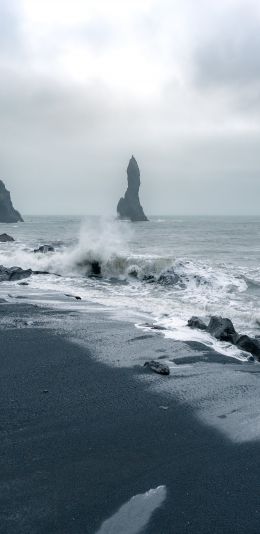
(1, 0, 260, 215)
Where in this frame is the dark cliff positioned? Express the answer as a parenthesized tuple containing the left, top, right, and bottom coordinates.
(117, 156, 148, 222)
(0, 180, 23, 223)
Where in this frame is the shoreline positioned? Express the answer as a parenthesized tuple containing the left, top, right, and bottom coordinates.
(0, 302, 260, 533)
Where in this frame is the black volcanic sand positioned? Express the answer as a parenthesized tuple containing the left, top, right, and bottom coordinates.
(0, 303, 260, 534)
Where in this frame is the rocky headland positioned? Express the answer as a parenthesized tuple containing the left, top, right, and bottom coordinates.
(0, 180, 23, 223)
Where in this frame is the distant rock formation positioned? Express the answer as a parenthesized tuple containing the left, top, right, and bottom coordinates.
(117, 156, 148, 222)
(0, 180, 23, 223)
(0, 233, 15, 242)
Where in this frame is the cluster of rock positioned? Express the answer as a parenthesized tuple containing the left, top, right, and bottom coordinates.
(188, 315, 260, 361)
(0, 266, 32, 282)
(117, 156, 148, 222)
(0, 180, 23, 223)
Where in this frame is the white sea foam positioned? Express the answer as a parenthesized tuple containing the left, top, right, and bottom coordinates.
(0, 218, 132, 277)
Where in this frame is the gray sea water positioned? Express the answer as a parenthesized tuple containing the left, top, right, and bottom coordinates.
(0, 215, 260, 357)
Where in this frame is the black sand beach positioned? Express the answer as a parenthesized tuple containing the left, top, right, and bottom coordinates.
(0, 303, 260, 533)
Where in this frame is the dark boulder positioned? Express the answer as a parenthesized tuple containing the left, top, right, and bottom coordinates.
(142, 274, 156, 283)
(128, 266, 139, 278)
(157, 270, 181, 286)
(187, 316, 207, 330)
(0, 180, 23, 223)
(117, 156, 148, 222)
(0, 265, 32, 282)
(34, 245, 55, 253)
(0, 233, 15, 242)
(207, 316, 237, 342)
(91, 261, 101, 276)
(235, 335, 260, 360)
(76, 258, 102, 276)
(144, 360, 170, 375)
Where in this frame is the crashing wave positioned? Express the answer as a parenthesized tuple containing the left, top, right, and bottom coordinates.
(0, 218, 248, 299)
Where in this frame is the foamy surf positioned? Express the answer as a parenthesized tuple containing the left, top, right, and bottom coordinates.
(0, 215, 260, 355)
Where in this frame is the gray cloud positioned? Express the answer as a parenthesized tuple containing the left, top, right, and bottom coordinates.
(1, 0, 260, 216)
(194, 5, 260, 89)
(0, 0, 24, 57)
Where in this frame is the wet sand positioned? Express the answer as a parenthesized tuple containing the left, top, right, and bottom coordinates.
(0, 303, 260, 533)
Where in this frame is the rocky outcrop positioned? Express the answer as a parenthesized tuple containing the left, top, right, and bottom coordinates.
(0, 266, 32, 282)
(117, 156, 148, 222)
(0, 180, 23, 223)
(0, 233, 14, 242)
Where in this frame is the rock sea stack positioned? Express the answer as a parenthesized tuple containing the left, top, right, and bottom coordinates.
(0, 180, 23, 223)
(117, 156, 148, 222)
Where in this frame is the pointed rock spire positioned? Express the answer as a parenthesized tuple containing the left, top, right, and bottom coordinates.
(117, 156, 148, 222)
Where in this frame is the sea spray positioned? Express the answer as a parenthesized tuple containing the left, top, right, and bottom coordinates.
(0, 217, 133, 278)
(70, 217, 133, 276)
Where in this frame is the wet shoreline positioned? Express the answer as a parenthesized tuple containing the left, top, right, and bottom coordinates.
(0, 303, 259, 533)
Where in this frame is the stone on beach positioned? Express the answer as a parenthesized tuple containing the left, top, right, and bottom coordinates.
(187, 313, 260, 361)
(144, 360, 170, 375)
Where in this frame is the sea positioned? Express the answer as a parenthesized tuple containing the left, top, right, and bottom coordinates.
(0, 214, 260, 360)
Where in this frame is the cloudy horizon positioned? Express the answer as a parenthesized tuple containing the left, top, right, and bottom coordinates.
(1, 0, 260, 216)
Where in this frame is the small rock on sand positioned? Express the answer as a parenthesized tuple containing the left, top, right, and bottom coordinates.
(144, 360, 170, 375)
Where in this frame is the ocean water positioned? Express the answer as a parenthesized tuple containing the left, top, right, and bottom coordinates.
(0, 214, 260, 358)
